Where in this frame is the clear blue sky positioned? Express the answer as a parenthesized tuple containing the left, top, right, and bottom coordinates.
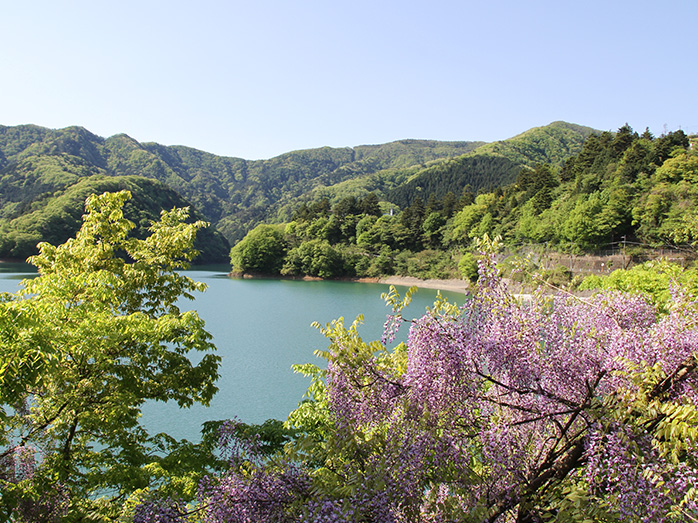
(2, 0, 696, 160)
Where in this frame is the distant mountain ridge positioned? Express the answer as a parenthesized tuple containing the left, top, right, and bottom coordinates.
(0, 121, 596, 259)
(386, 121, 596, 207)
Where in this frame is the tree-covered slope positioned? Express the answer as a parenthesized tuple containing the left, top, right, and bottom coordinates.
(0, 121, 594, 253)
(226, 123, 596, 230)
(385, 121, 596, 207)
(0, 125, 491, 243)
(0, 174, 230, 262)
(444, 125, 696, 252)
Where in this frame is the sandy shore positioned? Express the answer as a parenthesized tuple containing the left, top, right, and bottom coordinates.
(232, 271, 472, 294)
(366, 275, 471, 293)
(231, 272, 585, 301)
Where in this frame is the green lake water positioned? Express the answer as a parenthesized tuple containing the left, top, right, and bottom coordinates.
(0, 263, 465, 441)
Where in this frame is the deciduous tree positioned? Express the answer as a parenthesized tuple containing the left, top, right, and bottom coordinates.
(0, 191, 220, 521)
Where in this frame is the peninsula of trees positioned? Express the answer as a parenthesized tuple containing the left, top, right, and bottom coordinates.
(231, 125, 697, 283)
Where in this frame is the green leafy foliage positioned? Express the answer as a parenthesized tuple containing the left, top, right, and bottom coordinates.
(579, 259, 698, 311)
(230, 223, 287, 274)
(0, 191, 221, 520)
(633, 149, 698, 244)
(458, 252, 479, 281)
(282, 239, 346, 278)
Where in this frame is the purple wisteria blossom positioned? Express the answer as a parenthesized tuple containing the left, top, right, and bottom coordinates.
(143, 255, 698, 522)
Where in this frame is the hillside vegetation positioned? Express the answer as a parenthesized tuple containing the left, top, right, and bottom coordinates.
(0, 174, 230, 261)
(385, 121, 594, 207)
(230, 125, 697, 283)
(0, 122, 594, 259)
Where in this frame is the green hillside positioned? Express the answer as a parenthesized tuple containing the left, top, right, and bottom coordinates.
(385, 121, 596, 207)
(0, 174, 230, 262)
(0, 122, 594, 258)
(242, 122, 597, 221)
(228, 125, 697, 284)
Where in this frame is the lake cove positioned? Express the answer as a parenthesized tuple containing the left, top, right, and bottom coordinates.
(144, 267, 466, 441)
(0, 264, 465, 441)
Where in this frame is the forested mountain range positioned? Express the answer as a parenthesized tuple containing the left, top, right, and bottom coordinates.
(0, 121, 595, 260)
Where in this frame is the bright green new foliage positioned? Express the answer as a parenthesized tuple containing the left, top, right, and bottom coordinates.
(579, 259, 698, 312)
(0, 191, 220, 521)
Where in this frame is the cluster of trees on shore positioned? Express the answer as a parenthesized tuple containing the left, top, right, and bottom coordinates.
(230, 126, 696, 283)
(230, 191, 475, 280)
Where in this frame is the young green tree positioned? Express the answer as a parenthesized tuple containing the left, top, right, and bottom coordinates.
(0, 191, 220, 521)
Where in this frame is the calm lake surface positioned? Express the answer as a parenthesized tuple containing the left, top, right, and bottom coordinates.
(0, 262, 465, 441)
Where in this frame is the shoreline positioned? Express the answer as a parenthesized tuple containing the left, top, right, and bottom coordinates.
(227, 272, 568, 301)
(230, 271, 472, 294)
(373, 275, 471, 293)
